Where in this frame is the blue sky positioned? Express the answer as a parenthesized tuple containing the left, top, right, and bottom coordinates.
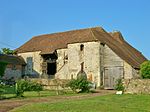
(0, 0, 149, 59)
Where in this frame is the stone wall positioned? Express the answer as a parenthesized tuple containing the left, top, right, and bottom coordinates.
(4, 66, 22, 79)
(51, 41, 102, 86)
(123, 79, 150, 94)
(123, 61, 133, 79)
(67, 41, 101, 86)
(123, 61, 139, 79)
(55, 48, 69, 79)
(18, 51, 43, 76)
(30, 78, 70, 90)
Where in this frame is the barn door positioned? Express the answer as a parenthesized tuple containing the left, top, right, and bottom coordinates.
(104, 67, 123, 89)
(104, 68, 114, 89)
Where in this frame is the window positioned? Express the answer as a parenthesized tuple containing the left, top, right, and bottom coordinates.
(100, 43, 105, 46)
(26, 57, 33, 74)
(80, 44, 84, 51)
(65, 55, 68, 60)
(64, 54, 68, 64)
(12, 65, 16, 70)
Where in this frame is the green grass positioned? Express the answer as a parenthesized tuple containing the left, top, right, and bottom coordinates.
(0, 85, 16, 99)
(1, 89, 81, 100)
(2, 85, 16, 94)
(1, 90, 54, 99)
(11, 94, 150, 112)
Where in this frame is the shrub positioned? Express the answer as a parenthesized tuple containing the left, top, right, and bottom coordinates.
(16, 80, 43, 97)
(67, 77, 92, 93)
(115, 79, 124, 91)
(140, 61, 150, 79)
(0, 84, 5, 99)
(0, 61, 8, 77)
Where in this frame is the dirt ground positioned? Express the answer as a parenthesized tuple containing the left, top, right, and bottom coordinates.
(0, 90, 115, 112)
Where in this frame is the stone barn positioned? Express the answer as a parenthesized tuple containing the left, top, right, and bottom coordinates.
(15, 27, 147, 89)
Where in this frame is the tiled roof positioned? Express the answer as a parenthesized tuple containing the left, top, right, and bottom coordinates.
(15, 27, 147, 68)
(0, 54, 26, 65)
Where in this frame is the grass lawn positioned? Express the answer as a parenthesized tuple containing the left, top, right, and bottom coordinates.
(0, 85, 16, 99)
(3, 85, 16, 94)
(1, 90, 77, 99)
(10, 94, 150, 112)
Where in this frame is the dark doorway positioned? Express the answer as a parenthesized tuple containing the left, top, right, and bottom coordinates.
(41, 51, 58, 79)
(47, 62, 56, 75)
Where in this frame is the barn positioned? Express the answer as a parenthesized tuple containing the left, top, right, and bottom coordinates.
(15, 27, 147, 89)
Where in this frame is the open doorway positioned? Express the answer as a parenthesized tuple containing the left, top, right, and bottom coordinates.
(41, 52, 58, 79)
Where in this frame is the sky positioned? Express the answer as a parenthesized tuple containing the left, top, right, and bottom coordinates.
(0, 0, 149, 59)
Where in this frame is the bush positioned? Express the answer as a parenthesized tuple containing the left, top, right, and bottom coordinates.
(140, 61, 150, 79)
(67, 77, 92, 93)
(16, 80, 43, 97)
(115, 79, 124, 91)
(0, 61, 8, 77)
(0, 84, 5, 99)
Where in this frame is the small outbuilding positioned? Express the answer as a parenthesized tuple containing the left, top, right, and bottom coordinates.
(0, 54, 26, 80)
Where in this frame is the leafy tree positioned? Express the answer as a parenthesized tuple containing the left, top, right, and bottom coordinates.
(140, 61, 150, 79)
(1, 48, 14, 55)
(0, 48, 13, 77)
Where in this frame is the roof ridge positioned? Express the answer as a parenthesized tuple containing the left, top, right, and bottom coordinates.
(90, 28, 98, 41)
(32, 27, 100, 38)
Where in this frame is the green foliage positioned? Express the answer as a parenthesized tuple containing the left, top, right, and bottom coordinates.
(140, 61, 150, 79)
(67, 77, 92, 93)
(16, 80, 43, 97)
(1, 48, 14, 54)
(0, 84, 16, 99)
(0, 61, 8, 77)
(0, 84, 5, 99)
(115, 79, 124, 91)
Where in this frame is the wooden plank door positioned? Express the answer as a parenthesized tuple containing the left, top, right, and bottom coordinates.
(104, 67, 114, 89)
(104, 67, 123, 89)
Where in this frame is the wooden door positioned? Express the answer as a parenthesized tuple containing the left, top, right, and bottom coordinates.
(104, 67, 123, 89)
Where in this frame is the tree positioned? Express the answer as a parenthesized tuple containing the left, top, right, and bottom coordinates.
(140, 61, 150, 79)
(1, 48, 14, 55)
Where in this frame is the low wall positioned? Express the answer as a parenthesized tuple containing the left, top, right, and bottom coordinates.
(30, 78, 70, 90)
(123, 79, 150, 94)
